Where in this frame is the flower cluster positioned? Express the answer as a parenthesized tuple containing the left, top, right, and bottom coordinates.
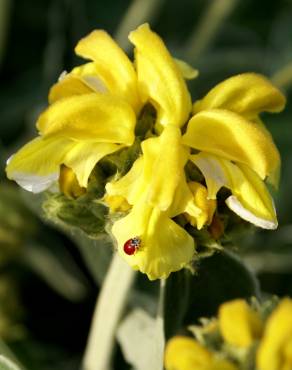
(164, 298, 292, 370)
(6, 24, 285, 280)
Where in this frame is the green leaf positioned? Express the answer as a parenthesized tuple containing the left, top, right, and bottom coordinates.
(164, 251, 260, 339)
(117, 309, 162, 370)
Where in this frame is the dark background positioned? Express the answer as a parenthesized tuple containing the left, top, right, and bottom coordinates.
(0, 0, 291, 369)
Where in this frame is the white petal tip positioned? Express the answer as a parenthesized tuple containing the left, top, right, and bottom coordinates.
(58, 70, 68, 81)
(10, 172, 58, 193)
(226, 195, 278, 230)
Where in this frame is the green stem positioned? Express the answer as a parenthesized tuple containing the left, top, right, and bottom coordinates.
(82, 253, 136, 370)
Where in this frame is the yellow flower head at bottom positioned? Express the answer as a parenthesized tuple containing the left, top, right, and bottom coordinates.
(219, 299, 263, 348)
(257, 298, 292, 370)
(164, 336, 238, 370)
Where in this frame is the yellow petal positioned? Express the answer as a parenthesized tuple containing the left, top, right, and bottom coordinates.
(49, 74, 94, 104)
(165, 336, 212, 370)
(6, 136, 74, 192)
(64, 142, 122, 188)
(219, 299, 263, 348)
(183, 109, 280, 180)
(129, 23, 192, 128)
(75, 30, 141, 112)
(253, 117, 281, 188)
(107, 126, 191, 213)
(37, 93, 136, 145)
(191, 153, 278, 229)
(103, 194, 131, 213)
(142, 125, 190, 211)
(185, 182, 216, 230)
(257, 299, 292, 370)
(175, 58, 199, 80)
(164, 336, 238, 370)
(111, 198, 195, 280)
(59, 165, 86, 198)
(106, 156, 144, 205)
(71, 62, 108, 93)
(193, 73, 286, 118)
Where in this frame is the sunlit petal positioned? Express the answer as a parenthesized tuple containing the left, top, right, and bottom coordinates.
(6, 136, 74, 193)
(142, 125, 190, 210)
(75, 30, 141, 112)
(49, 75, 94, 104)
(183, 109, 280, 180)
(193, 73, 286, 118)
(107, 126, 190, 212)
(129, 23, 192, 128)
(64, 142, 123, 188)
(191, 153, 278, 229)
(111, 198, 195, 280)
(37, 93, 136, 145)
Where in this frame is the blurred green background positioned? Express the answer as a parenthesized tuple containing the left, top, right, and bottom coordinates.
(0, 0, 292, 369)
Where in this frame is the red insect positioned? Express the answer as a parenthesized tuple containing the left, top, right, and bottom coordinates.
(123, 237, 141, 255)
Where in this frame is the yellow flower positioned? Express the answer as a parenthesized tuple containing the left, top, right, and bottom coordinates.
(6, 29, 141, 192)
(218, 299, 263, 348)
(106, 125, 200, 279)
(6, 23, 285, 280)
(164, 336, 238, 370)
(105, 25, 284, 278)
(183, 73, 286, 229)
(257, 298, 292, 370)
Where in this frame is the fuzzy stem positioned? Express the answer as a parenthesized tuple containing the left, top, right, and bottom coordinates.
(82, 253, 136, 370)
(155, 279, 166, 370)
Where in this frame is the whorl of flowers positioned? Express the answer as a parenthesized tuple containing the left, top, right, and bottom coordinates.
(6, 24, 286, 280)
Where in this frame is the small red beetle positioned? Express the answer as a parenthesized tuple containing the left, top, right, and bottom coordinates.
(123, 237, 141, 255)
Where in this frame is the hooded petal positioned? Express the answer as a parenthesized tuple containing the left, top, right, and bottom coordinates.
(107, 126, 190, 212)
(191, 153, 278, 229)
(64, 142, 123, 187)
(75, 30, 141, 112)
(111, 198, 195, 280)
(129, 23, 192, 128)
(49, 74, 94, 104)
(183, 109, 280, 180)
(142, 125, 190, 210)
(6, 136, 74, 193)
(193, 73, 286, 118)
(37, 93, 136, 145)
(48, 66, 108, 104)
